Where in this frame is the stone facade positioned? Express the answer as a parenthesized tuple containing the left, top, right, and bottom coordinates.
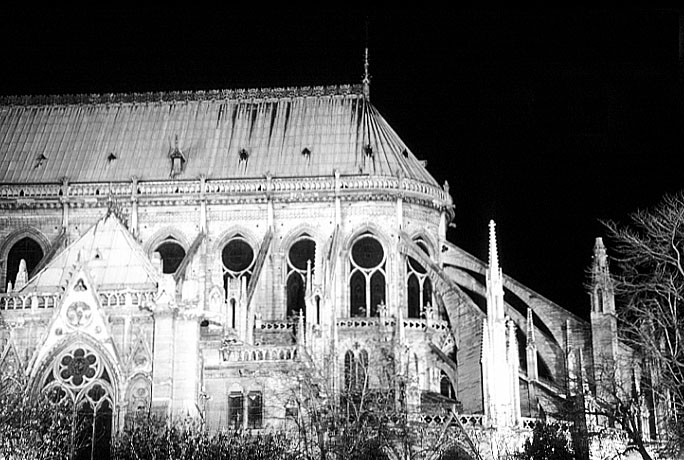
(0, 85, 644, 458)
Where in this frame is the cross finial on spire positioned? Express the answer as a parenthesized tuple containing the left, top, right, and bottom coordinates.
(362, 47, 371, 100)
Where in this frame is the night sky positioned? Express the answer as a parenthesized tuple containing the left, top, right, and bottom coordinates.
(3, 8, 684, 319)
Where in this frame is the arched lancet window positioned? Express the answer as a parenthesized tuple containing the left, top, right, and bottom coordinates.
(349, 235, 386, 317)
(42, 345, 115, 460)
(125, 375, 152, 427)
(407, 240, 433, 318)
(222, 236, 255, 299)
(5, 236, 43, 291)
(343, 349, 369, 394)
(440, 370, 456, 400)
(596, 288, 604, 313)
(286, 237, 315, 318)
(154, 237, 186, 274)
(344, 350, 356, 392)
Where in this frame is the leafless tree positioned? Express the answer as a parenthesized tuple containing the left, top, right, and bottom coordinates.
(279, 323, 472, 460)
(0, 384, 78, 460)
(602, 191, 684, 457)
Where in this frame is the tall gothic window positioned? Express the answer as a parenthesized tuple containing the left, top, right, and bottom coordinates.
(343, 349, 368, 393)
(286, 237, 315, 318)
(349, 235, 386, 317)
(440, 370, 456, 400)
(247, 391, 263, 429)
(222, 236, 255, 299)
(228, 391, 244, 429)
(42, 345, 114, 460)
(407, 240, 433, 318)
(4, 236, 43, 291)
(154, 236, 186, 274)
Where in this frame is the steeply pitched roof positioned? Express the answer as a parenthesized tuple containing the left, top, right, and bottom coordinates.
(0, 85, 437, 185)
(20, 212, 158, 293)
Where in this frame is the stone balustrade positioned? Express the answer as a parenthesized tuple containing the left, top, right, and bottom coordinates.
(336, 316, 450, 332)
(336, 317, 397, 329)
(99, 290, 156, 308)
(257, 320, 295, 331)
(221, 345, 298, 362)
(0, 174, 452, 210)
(418, 413, 572, 432)
(0, 292, 60, 310)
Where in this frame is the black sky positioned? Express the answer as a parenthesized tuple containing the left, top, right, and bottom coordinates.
(2, 8, 684, 319)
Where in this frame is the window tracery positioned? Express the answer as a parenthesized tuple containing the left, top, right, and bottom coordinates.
(42, 344, 114, 460)
(349, 235, 386, 317)
(407, 240, 433, 318)
(286, 237, 315, 318)
(440, 370, 456, 400)
(222, 236, 255, 298)
(343, 349, 368, 393)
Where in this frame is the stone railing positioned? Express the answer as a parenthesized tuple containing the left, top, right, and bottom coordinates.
(336, 317, 397, 329)
(0, 183, 62, 199)
(418, 414, 572, 432)
(0, 174, 453, 212)
(221, 345, 298, 362)
(402, 318, 450, 332)
(257, 320, 295, 331)
(457, 414, 485, 427)
(99, 290, 156, 308)
(520, 416, 573, 431)
(0, 292, 61, 310)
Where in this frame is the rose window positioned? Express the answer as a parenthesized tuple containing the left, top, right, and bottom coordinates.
(65, 301, 93, 327)
(59, 348, 99, 386)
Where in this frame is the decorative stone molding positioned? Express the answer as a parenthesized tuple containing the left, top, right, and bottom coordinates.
(221, 345, 298, 362)
(0, 85, 363, 107)
(0, 174, 454, 218)
(0, 293, 61, 310)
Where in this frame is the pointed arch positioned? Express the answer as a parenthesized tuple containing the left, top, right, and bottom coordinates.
(348, 230, 387, 317)
(341, 222, 392, 254)
(212, 226, 259, 254)
(124, 372, 152, 425)
(284, 231, 318, 319)
(279, 223, 322, 253)
(142, 226, 190, 254)
(143, 227, 189, 275)
(1, 227, 50, 292)
(29, 333, 122, 403)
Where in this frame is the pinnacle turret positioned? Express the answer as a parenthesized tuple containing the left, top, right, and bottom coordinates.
(488, 220, 500, 275)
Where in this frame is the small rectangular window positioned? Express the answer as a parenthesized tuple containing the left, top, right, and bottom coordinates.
(228, 392, 244, 429)
(285, 405, 298, 418)
(247, 391, 263, 429)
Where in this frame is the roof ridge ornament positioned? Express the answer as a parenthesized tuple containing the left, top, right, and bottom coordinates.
(362, 47, 371, 100)
(169, 135, 186, 177)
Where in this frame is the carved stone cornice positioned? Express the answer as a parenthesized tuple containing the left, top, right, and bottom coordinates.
(0, 85, 364, 107)
(0, 175, 455, 218)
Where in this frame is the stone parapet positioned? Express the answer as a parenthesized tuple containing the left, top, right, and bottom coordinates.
(0, 174, 453, 216)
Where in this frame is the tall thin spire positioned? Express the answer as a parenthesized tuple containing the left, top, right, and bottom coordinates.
(362, 47, 371, 100)
(487, 220, 504, 321)
(488, 220, 500, 274)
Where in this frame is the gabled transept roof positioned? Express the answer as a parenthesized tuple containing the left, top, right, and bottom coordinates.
(19, 212, 158, 293)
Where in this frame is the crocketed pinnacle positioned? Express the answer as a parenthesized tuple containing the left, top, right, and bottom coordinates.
(488, 220, 500, 275)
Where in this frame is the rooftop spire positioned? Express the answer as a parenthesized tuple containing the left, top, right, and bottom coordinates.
(362, 47, 371, 100)
(486, 220, 505, 322)
(488, 220, 500, 274)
